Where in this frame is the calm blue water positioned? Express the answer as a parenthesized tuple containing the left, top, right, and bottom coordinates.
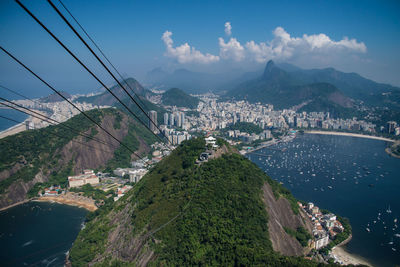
(0, 109, 29, 131)
(249, 133, 400, 267)
(0, 202, 87, 266)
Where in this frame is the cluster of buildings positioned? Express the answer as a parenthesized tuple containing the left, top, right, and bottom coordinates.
(386, 121, 400, 135)
(299, 202, 344, 250)
(159, 126, 192, 145)
(14, 99, 108, 130)
(68, 170, 99, 188)
(163, 111, 187, 129)
(227, 129, 272, 143)
(40, 185, 64, 196)
(197, 136, 220, 163)
(183, 94, 379, 135)
(114, 185, 133, 202)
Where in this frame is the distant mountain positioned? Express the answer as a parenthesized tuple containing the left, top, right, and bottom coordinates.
(76, 78, 149, 106)
(145, 67, 256, 94)
(226, 60, 354, 116)
(162, 88, 199, 109)
(276, 63, 400, 109)
(40, 91, 71, 103)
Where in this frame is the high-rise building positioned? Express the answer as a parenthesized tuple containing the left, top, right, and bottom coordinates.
(176, 112, 182, 128)
(169, 113, 175, 126)
(163, 113, 169, 125)
(148, 110, 158, 133)
(181, 112, 185, 126)
(387, 121, 397, 134)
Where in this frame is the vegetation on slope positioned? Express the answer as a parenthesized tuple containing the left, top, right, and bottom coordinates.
(162, 87, 200, 109)
(284, 226, 312, 247)
(0, 109, 103, 194)
(69, 138, 334, 266)
(223, 121, 263, 134)
(0, 108, 157, 202)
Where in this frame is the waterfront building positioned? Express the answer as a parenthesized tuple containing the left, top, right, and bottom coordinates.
(314, 234, 329, 249)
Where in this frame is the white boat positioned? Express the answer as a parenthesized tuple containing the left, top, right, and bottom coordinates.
(387, 205, 392, 214)
(366, 228, 371, 232)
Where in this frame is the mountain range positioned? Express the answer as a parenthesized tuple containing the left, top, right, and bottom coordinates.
(145, 62, 400, 114)
(226, 61, 356, 117)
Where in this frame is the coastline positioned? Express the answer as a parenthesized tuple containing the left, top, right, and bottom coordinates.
(0, 109, 47, 139)
(331, 245, 373, 266)
(35, 193, 97, 212)
(304, 130, 395, 143)
(0, 198, 32, 212)
(0, 193, 97, 212)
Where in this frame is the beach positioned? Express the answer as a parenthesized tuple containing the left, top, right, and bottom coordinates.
(305, 130, 395, 143)
(0, 108, 48, 139)
(331, 246, 373, 266)
(35, 192, 97, 212)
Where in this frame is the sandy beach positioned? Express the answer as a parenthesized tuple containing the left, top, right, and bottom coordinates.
(331, 246, 373, 266)
(36, 192, 97, 212)
(305, 130, 395, 143)
(0, 108, 48, 139)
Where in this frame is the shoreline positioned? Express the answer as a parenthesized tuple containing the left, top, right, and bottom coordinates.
(0, 194, 97, 212)
(35, 194, 97, 212)
(0, 108, 48, 139)
(0, 198, 33, 212)
(331, 245, 373, 266)
(304, 130, 395, 143)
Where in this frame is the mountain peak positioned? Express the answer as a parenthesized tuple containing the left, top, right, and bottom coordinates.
(264, 60, 275, 73)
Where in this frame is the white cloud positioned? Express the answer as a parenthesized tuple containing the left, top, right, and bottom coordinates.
(218, 37, 245, 62)
(224, 22, 232, 36)
(161, 31, 219, 64)
(246, 26, 367, 63)
(161, 26, 367, 65)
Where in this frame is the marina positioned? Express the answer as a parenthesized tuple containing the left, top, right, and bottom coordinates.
(249, 133, 400, 267)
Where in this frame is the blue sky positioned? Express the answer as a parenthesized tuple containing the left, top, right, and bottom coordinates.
(0, 0, 399, 98)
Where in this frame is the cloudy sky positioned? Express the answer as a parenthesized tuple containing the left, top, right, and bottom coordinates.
(0, 0, 399, 97)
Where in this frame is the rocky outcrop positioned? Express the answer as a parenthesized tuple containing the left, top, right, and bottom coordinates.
(262, 183, 313, 256)
(0, 171, 46, 208)
(90, 200, 156, 266)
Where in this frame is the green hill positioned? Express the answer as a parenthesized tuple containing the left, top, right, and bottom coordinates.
(0, 108, 157, 209)
(76, 78, 149, 106)
(69, 138, 341, 266)
(162, 87, 200, 109)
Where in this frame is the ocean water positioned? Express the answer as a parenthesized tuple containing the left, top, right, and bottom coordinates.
(0, 109, 29, 131)
(249, 133, 400, 267)
(0, 202, 87, 266)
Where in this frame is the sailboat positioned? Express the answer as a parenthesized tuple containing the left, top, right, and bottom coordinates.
(387, 205, 392, 214)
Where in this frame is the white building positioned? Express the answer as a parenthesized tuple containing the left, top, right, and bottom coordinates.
(68, 170, 99, 188)
(314, 234, 329, 250)
(129, 169, 147, 183)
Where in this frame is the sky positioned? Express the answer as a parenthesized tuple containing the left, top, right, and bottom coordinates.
(0, 0, 399, 98)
